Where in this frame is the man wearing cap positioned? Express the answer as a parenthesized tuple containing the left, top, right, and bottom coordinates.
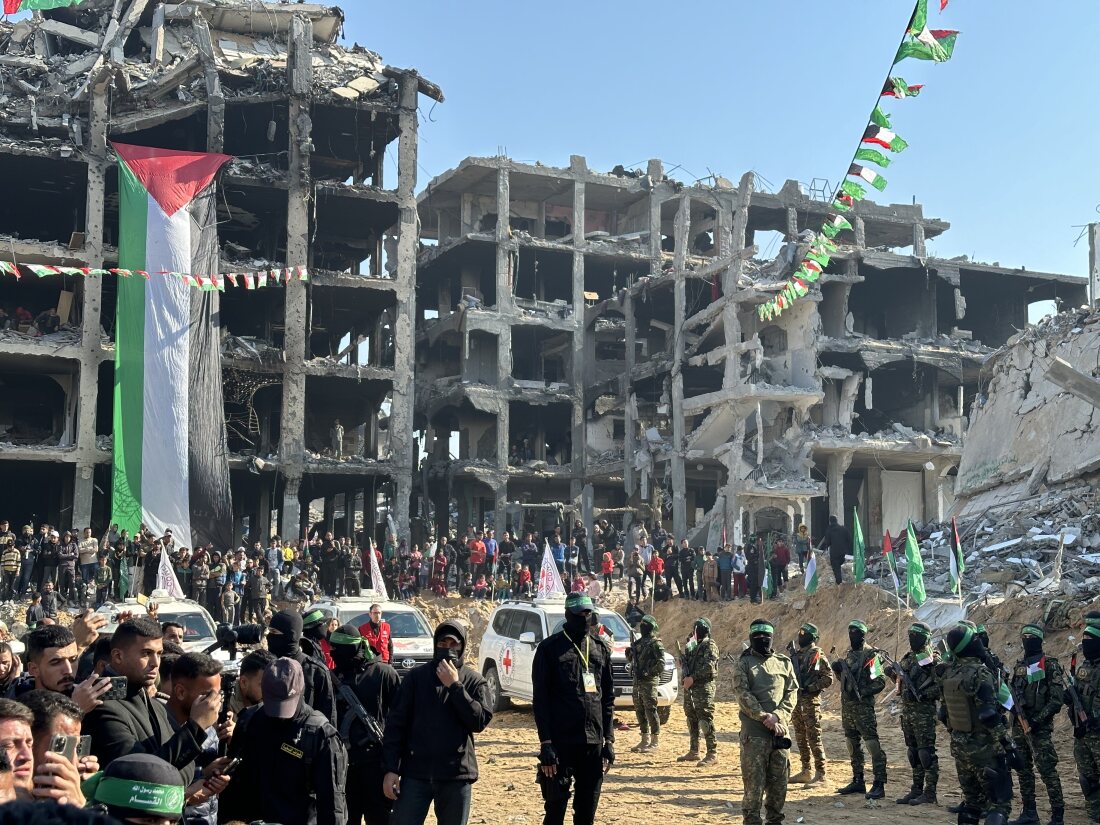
(831, 619, 887, 799)
(267, 608, 336, 723)
(939, 621, 1012, 825)
(221, 657, 348, 825)
(87, 753, 187, 825)
(678, 617, 720, 766)
(1069, 612, 1100, 825)
(789, 622, 833, 785)
(627, 615, 665, 753)
(1006, 624, 1065, 825)
(733, 620, 797, 825)
(884, 621, 941, 806)
(331, 624, 401, 825)
(382, 620, 492, 825)
(531, 593, 613, 825)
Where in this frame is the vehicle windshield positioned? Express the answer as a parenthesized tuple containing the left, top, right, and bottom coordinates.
(158, 611, 217, 642)
(343, 610, 432, 638)
(551, 612, 632, 642)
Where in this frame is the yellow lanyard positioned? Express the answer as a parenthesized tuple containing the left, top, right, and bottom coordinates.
(570, 636, 591, 671)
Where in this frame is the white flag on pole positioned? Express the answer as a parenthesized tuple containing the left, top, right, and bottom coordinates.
(367, 546, 389, 601)
(156, 549, 185, 599)
(537, 542, 565, 599)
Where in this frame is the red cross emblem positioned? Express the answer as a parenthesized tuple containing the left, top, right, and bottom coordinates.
(502, 648, 513, 675)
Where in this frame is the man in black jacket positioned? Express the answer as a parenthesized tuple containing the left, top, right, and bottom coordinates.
(332, 624, 401, 825)
(221, 657, 348, 825)
(382, 619, 493, 825)
(267, 608, 336, 723)
(82, 618, 220, 785)
(532, 593, 615, 825)
(818, 515, 853, 585)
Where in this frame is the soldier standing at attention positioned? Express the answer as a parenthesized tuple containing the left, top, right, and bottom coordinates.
(1007, 624, 1065, 825)
(832, 619, 888, 799)
(1069, 612, 1100, 825)
(939, 621, 1012, 825)
(628, 615, 665, 753)
(886, 621, 941, 806)
(734, 620, 798, 825)
(677, 618, 720, 766)
(789, 622, 833, 785)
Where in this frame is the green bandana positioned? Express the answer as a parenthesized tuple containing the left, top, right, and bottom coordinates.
(951, 624, 975, 655)
(849, 620, 869, 633)
(1086, 626, 1100, 639)
(750, 621, 774, 635)
(640, 615, 659, 631)
(1021, 624, 1044, 640)
(329, 631, 363, 647)
(909, 623, 932, 638)
(302, 609, 326, 626)
(800, 622, 819, 638)
(86, 774, 184, 817)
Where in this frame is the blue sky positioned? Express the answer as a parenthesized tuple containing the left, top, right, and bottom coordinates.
(354, 0, 1098, 279)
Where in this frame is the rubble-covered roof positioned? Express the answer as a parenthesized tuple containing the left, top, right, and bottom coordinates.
(0, 0, 440, 149)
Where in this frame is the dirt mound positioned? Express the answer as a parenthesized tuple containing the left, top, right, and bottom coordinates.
(649, 583, 914, 689)
(406, 594, 497, 665)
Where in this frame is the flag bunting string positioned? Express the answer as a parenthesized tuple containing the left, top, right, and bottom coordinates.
(0, 263, 310, 288)
(758, 0, 956, 321)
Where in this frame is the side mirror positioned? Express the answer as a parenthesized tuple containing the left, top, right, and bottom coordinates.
(519, 631, 537, 645)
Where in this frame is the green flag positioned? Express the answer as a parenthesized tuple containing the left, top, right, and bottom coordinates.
(821, 215, 853, 239)
(896, 29, 958, 63)
(908, 0, 928, 36)
(840, 180, 867, 201)
(905, 520, 927, 606)
(855, 147, 891, 168)
(852, 507, 866, 582)
(870, 105, 892, 129)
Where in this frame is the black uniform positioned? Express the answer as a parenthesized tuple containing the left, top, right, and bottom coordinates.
(532, 622, 615, 825)
(335, 653, 401, 825)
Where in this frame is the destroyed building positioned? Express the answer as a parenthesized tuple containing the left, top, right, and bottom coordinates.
(0, 1, 441, 541)
(414, 155, 1088, 545)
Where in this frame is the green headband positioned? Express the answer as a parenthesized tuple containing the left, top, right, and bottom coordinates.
(1021, 624, 1044, 640)
(1085, 626, 1100, 639)
(640, 615, 659, 631)
(86, 774, 184, 817)
(975, 624, 987, 634)
(849, 620, 868, 633)
(951, 625, 975, 655)
(909, 623, 932, 638)
(750, 622, 774, 635)
(800, 622, 819, 638)
(329, 631, 363, 647)
(302, 609, 326, 626)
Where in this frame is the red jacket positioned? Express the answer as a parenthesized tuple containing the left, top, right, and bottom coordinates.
(646, 555, 665, 575)
(360, 620, 393, 662)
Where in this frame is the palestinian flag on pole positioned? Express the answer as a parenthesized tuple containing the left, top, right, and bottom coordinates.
(852, 506, 866, 582)
(882, 77, 924, 99)
(3, 0, 84, 11)
(848, 164, 888, 192)
(111, 143, 234, 550)
(949, 516, 966, 595)
(863, 126, 909, 153)
(821, 215, 853, 239)
(804, 551, 818, 594)
(896, 29, 958, 63)
(883, 530, 901, 590)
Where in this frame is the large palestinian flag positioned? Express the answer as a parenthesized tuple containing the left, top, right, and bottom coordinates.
(111, 142, 234, 550)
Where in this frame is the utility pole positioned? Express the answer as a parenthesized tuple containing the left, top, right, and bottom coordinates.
(1089, 223, 1100, 307)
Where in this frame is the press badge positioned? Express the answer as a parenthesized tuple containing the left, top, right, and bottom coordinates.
(583, 672, 597, 693)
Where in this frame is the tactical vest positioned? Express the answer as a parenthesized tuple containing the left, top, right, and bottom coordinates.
(1078, 661, 1100, 717)
(941, 663, 982, 733)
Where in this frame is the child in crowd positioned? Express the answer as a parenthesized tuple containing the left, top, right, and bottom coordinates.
(601, 551, 614, 591)
(220, 582, 240, 624)
(472, 574, 488, 600)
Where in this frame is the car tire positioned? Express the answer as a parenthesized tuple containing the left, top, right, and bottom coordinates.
(658, 706, 671, 725)
(483, 663, 511, 712)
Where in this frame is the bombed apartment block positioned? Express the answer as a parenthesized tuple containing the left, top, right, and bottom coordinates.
(0, 0, 440, 541)
(415, 155, 1087, 547)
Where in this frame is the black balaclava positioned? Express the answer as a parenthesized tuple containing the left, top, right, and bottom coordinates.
(848, 621, 867, 651)
(1084, 613, 1100, 661)
(564, 610, 589, 639)
(268, 609, 303, 658)
(749, 620, 774, 655)
(330, 624, 372, 673)
(639, 622, 653, 638)
(798, 623, 818, 649)
(303, 610, 329, 643)
(433, 620, 466, 667)
(947, 623, 983, 660)
(694, 619, 710, 640)
(909, 622, 932, 654)
(1021, 625, 1044, 658)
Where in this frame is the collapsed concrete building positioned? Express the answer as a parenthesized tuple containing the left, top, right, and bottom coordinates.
(413, 155, 1088, 545)
(0, 0, 441, 542)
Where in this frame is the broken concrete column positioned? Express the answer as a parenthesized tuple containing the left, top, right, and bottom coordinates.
(670, 196, 690, 539)
(912, 222, 926, 258)
(826, 451, 854, 522)
(495, 165, 512, 312)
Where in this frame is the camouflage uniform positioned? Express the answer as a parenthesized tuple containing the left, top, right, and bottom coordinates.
(888, 647, 940, 801)
(630, 633, 665, 741)
(1009, 652, 1065, 814)
(1071, 650, 1100, 822)
(835, 647, 887, 784)
(682, 636, 719, 757)
(734, 641, 798, 825)
(940, 652, 1012, 821)
(790, 643, 833, 776)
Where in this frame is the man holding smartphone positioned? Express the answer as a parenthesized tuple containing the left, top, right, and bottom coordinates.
(16, 626, 112, 714)
(19, 689, 98, 806)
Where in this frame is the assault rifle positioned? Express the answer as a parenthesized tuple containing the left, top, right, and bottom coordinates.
(1067, 652, 1090, 731)
(786, 641, 806, 692)
(828, 645, 859, 700)
(999, 666, 1031, 737)
(878, 651, 925, 702)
